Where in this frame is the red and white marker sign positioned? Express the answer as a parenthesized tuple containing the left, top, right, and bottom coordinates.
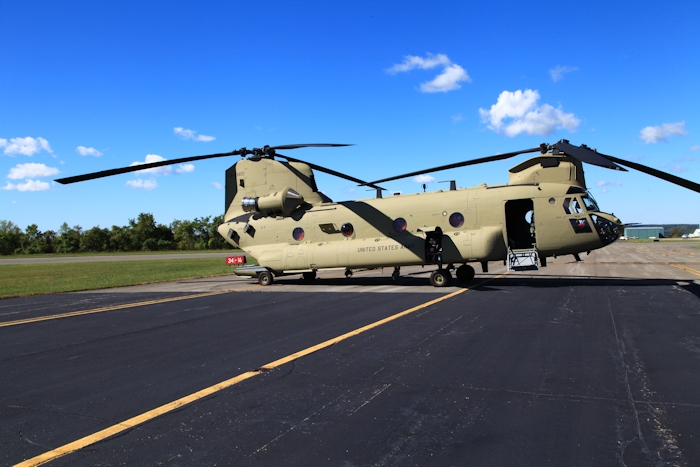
(226, 255, 246, 265)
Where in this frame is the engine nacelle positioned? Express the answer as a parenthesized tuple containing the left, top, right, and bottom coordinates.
(241, 187, 304, 216)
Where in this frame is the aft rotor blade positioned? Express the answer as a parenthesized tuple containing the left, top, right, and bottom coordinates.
(363, 146, 543, 185)
(271, 143, 354, 151)
(551, 141, 627, 171)
(278, 153, 385, 191)
(603, 154, 700, 194)
(55, 150, 241, 184)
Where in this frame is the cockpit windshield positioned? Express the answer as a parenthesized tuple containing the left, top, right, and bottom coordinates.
(582, 192, 599, 211)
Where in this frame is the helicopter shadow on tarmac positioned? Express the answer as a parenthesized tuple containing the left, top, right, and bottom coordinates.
(274, 273, 700, 300)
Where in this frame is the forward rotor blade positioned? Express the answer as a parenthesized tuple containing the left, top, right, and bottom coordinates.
(363, 147, 543, 185)
(603, 154, 700, 194)
(271, 143, 354, 151)
(278, 153, 385, 191)
(551, 141, 626, 171)
(55, 150, 241, 184)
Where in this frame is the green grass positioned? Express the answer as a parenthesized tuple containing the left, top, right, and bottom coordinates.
(0, 249, 241, 259)
(0, 257, 254, 299)
(627, 238, 700, 243)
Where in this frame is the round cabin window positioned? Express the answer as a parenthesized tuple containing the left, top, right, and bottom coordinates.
(341, 223, 354, 237)
(292, 227, 305, 241)
(393, 218, 407, 232)
(449, 212, 464, 228)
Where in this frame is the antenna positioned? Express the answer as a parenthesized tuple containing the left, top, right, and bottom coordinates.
(439, 180, 457, 191)
(366, 187, 384, 198)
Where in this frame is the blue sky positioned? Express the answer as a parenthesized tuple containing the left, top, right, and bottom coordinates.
(1, 0, 699, 231)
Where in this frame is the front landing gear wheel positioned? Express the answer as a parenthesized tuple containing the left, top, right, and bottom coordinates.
(456, 264, 475, 282)
(430, 269, 452, 287)
(302, 271, 317, 281)
(258, 271, 274, 286)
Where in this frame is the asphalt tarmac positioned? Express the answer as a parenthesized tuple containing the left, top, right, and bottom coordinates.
(2, 242, 700, 466)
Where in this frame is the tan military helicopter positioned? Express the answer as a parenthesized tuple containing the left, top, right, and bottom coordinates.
(57, 140, 700, 287)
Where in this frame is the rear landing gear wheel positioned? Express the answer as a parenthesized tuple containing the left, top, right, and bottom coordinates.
(456, 264, 475, 282)
(302, 271, 317, 281)
(430, 269, 452, 287)
(258, 271, 274, 286)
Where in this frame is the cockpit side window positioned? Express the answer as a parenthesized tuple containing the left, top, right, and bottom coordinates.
(563, 197, 584, 214)
(563, 197, 571, 214)
(582, 195, 598, 211)
(571, 198, 583, 214)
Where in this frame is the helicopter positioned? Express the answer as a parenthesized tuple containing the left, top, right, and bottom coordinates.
(56, 140, 700, 287)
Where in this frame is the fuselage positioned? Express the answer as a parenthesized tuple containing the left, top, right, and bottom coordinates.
(218, 181, 622, 274)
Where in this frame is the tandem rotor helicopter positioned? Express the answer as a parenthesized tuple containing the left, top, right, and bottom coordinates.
(56, 140, 700, 287)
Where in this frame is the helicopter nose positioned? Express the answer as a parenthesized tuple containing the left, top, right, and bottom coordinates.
(591, 212, 623, 245)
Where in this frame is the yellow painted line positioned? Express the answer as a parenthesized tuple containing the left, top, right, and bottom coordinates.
(670, 264, 700, 277)
(0, 289, 245, 328)
(15, 275, 504, 467)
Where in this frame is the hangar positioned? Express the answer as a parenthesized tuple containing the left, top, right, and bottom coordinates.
(624, 226, 664, 239)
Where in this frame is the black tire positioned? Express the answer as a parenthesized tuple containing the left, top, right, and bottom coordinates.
(258, 271, 274, 286)
(430, 270, 452, 287)
(456, 264, 475, 282)
(302, 271, 316, 281)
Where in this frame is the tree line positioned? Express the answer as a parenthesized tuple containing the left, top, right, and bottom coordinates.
(0, 213, 234, 255)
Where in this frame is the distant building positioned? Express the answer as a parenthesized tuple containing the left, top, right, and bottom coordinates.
(624, 226, 664, 239)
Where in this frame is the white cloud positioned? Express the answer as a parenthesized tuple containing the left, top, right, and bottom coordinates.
(413, 174, 436, 183)
(211, 182, 222, 189)
(0, 136, 53, 156)
(174, 127, 215, 142)
(8, 163, 60, 180)
(2, 179, 51, 191)
(175, 164, 194, 174)
(639, 121, 687, 144)
(690, 145, 700, 151)
(388, 53, 471, 93)
(420, 64, 470, 93)
(126, 178, 158, 190)
(452, 113, 463, 122)
(387, 53, 451, 73)
(596, 180, 622, 194)
(130, 154, 194, 176)
(76, 146, 102, 157)
(479, 89, 580, 137)
(549, 65, 578, 82)
(130, 154, 171, 175)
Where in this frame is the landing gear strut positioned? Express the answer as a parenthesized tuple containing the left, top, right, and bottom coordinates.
(392, 266, 400, 280)
(302, 271, 317, 281)
(345, 268, 353, 278)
